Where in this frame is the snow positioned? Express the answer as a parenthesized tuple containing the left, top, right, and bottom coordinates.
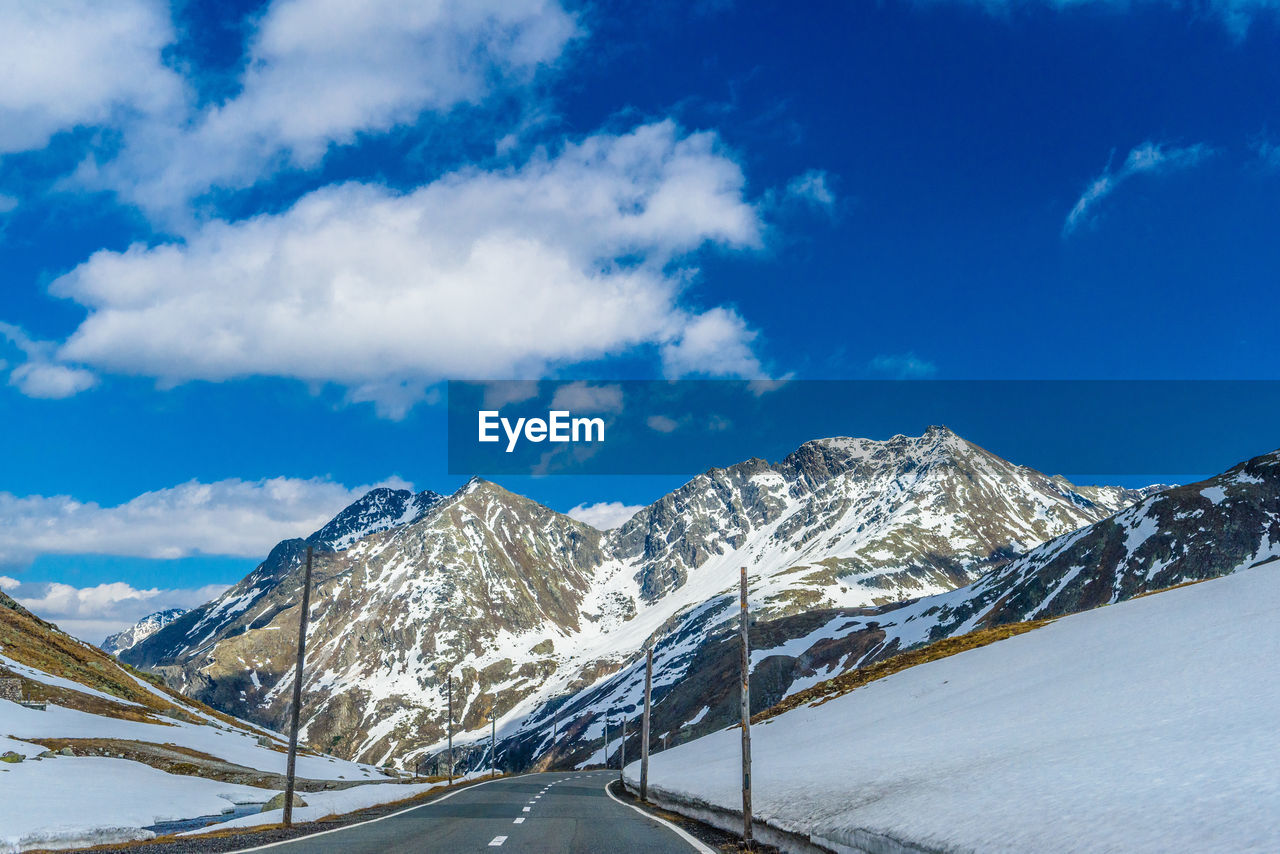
(627, 565, 1280, 854)
(181, 773, 485, 836)
(0, 661, 384, 782)
(1201, 485, 1228, 504)
(0, 750, 270, 853)
(0, 653, 144, 708)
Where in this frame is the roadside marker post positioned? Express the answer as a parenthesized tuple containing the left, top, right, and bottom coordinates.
(619, 715, 626, 786)
(739, 566, 753, 848)
(491, 712, 497, 779)
(640, 646, 653, 802)
(283, 545, 314, 828)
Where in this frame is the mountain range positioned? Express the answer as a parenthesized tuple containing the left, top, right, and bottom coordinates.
(101, 608, 188, 656)
(123, 427, 1184, 770)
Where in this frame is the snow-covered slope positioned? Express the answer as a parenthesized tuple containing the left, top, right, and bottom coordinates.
(0, 589, 394, 852)
(101, 608, 188, 656)
(124, 428, 1150, 770)
(541, 447, 1278, 773)
(626, 559, 1280, 854)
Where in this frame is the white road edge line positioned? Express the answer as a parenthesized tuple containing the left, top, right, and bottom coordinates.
(227, 776, 515, 852)
(603, 778, 716, 854)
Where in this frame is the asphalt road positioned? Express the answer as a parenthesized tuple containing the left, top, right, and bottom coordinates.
(232, 771, 711, 854)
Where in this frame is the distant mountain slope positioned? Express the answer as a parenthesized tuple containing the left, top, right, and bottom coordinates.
(125, 429, 1149, 769)
(101, 608, 187, 656)
(526, 447, 1278, 772)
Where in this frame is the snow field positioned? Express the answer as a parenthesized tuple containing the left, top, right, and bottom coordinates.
(626, 565, 1280, 853)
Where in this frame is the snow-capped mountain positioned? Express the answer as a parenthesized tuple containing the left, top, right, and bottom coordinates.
(529, 445, 1279, 772)
(100, 608, 188, 656)
(123, 428, 1154, 769)
(308, 487, 445, 551)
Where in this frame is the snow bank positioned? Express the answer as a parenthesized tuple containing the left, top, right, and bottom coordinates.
(181, 773, 487, 836)
(0, 694, 382, 781)
(627, 566, 1280, 854)
(0, 751, 270, 853)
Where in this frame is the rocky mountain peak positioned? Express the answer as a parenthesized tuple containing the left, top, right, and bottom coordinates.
(307, 486, 444, 551)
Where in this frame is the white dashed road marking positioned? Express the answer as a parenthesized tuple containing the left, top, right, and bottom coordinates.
(522, 806, 531, 812)
(489, 837, 507, 847)
(513, 817, 525, 824)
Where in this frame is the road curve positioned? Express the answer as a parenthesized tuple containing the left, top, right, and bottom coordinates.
(231, 771, 710, 854)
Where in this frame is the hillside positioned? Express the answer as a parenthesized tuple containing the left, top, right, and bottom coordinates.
(624, 560, 1280, 853)
(533, 447, 1278, 771)
(0, 588, 400, 851)
(123, 428, 1149, 769)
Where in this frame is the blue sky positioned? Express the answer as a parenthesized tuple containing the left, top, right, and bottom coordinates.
(1, 0, 1278, 640)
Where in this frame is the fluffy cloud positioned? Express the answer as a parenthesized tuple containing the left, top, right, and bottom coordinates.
(0, 0, 181, 154)
(3, 578, 229, 644)
(0, 475, 411, 567)
(1064, 141, 1213, 235)
(659, 306, 762, 379)
(0, 322, 98, 398)
(86, 0, 578, 212)
(45, 122, 764, 416)
(566, 501, 644, 530)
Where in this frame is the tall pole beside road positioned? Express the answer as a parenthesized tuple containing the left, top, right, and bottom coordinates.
(283, 546, 314, 828)
(447, 675, 453, 785)
(603, 713, 609, 771)
(640, 646, 653, 802)
(739, 566, 753, 847)
(619, 715, 626, 786)
(491, 712, 497, 778)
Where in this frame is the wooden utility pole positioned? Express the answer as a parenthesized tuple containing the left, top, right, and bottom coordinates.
(739, 566, 753, 847)
(640, 646, 653, 802)
(283, 546, 314, 828)
(447, 675, 453, 785)
(619, 715, 626, 786)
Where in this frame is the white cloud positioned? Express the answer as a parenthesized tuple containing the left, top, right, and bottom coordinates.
(0, 322, 98, 398)
(0, 194, 18, 214)
(9, 362, 97, 398)
(549, 382, 625, 414)
(42, 122, 763, 416)
(784, 169, 836, 210)
(1064, 141, 1213, 235)
(88, 0, 578, 213)
(0, 475, 410, 568)
(0, 575, 19, 591)
(646, 414, 681, 433)
(0, 0, 182, 155)
(868, 352, 938, 378)
(566, 501, 644, 530)
(660, 306, 762, 379)
(4, 578, 229, 645)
